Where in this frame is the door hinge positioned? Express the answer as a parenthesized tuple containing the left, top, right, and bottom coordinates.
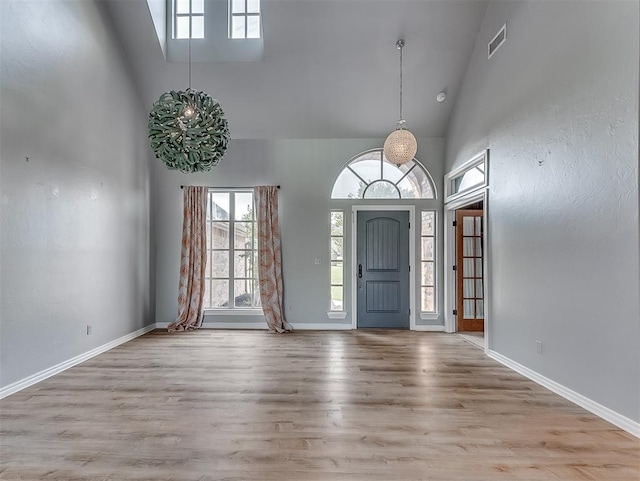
(453, 309, 458, 316)
(452, 265, 457, 271)
(408, 265, 411, 272)
(409, 222, 411, 229)
(452, 220, 457, 227)
(409, 308, 411, 315)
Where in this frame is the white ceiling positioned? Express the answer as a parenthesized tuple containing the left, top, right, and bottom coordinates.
(105, 0, 488, 139)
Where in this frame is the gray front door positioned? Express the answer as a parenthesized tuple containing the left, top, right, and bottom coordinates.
(356, 211, 410, 329)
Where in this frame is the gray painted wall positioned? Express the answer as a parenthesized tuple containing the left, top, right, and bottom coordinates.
(0, 0, 154, 388)
(147, 0, 167, 58)
(152, 138, 444, 327)
(446, 1, 640, 421)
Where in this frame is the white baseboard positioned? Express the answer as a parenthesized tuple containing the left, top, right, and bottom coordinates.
(203, 322, 267, 329)
(292, 323, 352, 330)
(0, 324, 156, 400)
(157, 322, 444, 332)
(155, 322, 265, 329)
(488, 349, 640, 439)
(413, 325, 445, 332)
(156, 322, 353, 330)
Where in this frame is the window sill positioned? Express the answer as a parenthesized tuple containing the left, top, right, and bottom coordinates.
(420, 312, 440, 321)
(204, 309, 264, 317)
(327, 311, 348, 320)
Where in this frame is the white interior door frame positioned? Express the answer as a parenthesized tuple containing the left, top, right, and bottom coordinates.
(444, 190, 490, 353)
(351, 205, 416, 330)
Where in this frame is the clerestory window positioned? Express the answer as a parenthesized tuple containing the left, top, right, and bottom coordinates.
(330, 149, 436, 199)
(174, 0, 205, 39)
(229, 0, 261, 39)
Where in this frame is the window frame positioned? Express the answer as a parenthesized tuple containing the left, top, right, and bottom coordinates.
(420, 210, 437, 317)
(173, 0, 205, 40)
(330, 148, 437, 200)
(444, 150, 489, 204)
(204, 189, 261, 313)
(328, 210, 345, 316)
(229, 0, 262, 39)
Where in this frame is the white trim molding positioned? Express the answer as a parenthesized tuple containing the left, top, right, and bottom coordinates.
(189, 322, 267, 329)
(442, 151, 491, 355)
(443, 189, 490, 336)
(413, 325, 445, 332)
(327, 311, 348, 319)
(292, 323, 352, 330)
(488, 350, 640, 439)
(204, 309, 264, 317)
(0, 324, 156, 400)
(444, 150, 489, 204)
(156, 322, 353, 330)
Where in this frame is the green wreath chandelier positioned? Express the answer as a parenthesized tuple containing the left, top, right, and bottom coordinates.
(148, 40, 230, 173)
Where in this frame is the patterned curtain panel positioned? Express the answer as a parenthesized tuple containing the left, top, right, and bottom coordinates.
(168, 186, 208, 332)
(254, 186, 292, 333)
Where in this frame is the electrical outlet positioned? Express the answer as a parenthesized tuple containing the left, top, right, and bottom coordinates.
(536, 340, 543, 354)
(314, 258, 321, 265)
(86, 325, 92, 335)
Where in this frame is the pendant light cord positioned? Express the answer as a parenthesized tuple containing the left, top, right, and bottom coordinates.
(399, 41, 403, 122)
(188, 35, 192, 90)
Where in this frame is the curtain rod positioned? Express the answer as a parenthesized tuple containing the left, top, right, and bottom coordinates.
(180, 185, 280, 189)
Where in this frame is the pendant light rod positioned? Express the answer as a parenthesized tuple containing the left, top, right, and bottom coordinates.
(188, 35, 192, 90)
(383, 38, 417, 166)
(397, 39, 404, 122)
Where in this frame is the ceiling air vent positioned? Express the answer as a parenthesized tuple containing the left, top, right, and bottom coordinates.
(488, 23, 507, 59)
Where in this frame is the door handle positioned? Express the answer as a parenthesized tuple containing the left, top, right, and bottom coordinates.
(358, 264, 363, 278)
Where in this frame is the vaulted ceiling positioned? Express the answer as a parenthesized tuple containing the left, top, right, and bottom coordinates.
(105, 0, 488, 139)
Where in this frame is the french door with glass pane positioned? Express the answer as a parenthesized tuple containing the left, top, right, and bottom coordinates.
(456, 209, 484, 331)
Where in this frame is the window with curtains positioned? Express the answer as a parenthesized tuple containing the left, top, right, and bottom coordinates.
(204, 190, 260, 309)
(173, 0, 205, 39)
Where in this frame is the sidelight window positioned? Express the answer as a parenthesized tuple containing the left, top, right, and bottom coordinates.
(329, 211, 344, 311)
(421, 211, 436, 313)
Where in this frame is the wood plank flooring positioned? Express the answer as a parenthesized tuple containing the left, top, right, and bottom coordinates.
(456, 332, 484, 350)
(1, 330, 638, 480)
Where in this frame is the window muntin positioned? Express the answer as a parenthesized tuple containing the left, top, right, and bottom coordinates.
(174, 0, 205, 39)
(363, 181, 400, 199)
(421, 211, 436, 312)
(230, 0, 261, 39)
(331, 149, 435, 199)
(205, 190, 260, 309)
(329, 211, 344, 311)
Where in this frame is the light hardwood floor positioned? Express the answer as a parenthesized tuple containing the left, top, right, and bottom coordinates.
(1, 330, 638, 480)
(456, 332, 484, 350)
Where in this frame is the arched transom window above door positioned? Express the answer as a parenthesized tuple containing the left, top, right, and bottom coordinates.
(331, 149, 436, 199)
